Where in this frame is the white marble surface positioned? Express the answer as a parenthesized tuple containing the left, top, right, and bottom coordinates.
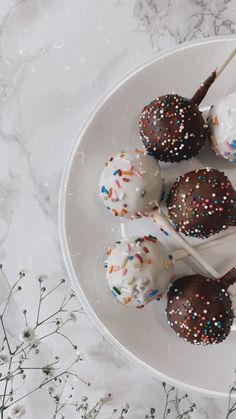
(1, 0, 236, 418)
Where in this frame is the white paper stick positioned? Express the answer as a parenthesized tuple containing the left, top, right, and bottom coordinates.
(216, 47, 236, 78)
(172, 230, 236, 261)
(150, 210, 220, 278)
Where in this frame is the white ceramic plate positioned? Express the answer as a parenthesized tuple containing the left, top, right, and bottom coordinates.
(59, 37, 236, 398)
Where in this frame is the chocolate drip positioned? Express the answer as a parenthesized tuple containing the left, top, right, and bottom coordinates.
(221, 267, 236, 287)
(191, 71, 216, 106)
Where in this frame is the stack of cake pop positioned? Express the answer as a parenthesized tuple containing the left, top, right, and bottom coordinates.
(97, 48, 236, 346)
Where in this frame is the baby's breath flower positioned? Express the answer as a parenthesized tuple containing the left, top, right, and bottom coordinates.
(10, 404, 26, 418)
(31, 337, 40, 348)
(69, 288, 76, 297)
(38, 275, 47, 283)
(67, 311, 77, 322)
(47, 385, 56, 395)
(19, 327, 35, 343)
(123, 403, 130, 412)
(0, 354, 9, 364)
(40, 365, 55, 379)
(99, 393, 111, 404)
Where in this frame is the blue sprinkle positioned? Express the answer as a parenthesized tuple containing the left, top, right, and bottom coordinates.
(128, 256, 134, 260)
(101, 186, 109, 194)
(231, 139, 236, 150)
(113, 170, 119, 175)
(147, 289, 159, 298)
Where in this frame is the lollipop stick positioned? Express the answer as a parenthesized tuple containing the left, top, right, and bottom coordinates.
(150, 210, 220, 278)
(191, 47, 236, 106)
(172, 230, 236, 261)
(216, 47, 236, 78)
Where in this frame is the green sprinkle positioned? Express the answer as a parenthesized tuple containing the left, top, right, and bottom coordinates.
(140, 190, 146, 198)
(113, 287, 121, 295)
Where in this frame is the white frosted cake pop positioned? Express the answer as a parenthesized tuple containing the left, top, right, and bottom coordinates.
(105, 236, 175, 308)
(209, 92, 236, 162)
(99, 150, 164, 219)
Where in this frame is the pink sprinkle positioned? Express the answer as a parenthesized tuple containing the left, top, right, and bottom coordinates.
(122, 268, 128, 276)
(115, 180, 121, 188)
(128, 165, 133, 171)
(127, 243, 132, 252)
(135, 171, 144, 180)
(113, 266, 120, 271)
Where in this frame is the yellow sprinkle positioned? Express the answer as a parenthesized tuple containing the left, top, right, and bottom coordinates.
(127, 277, 135, 285)
(164, 260, 170, 270)
(121, 256, 128, 269)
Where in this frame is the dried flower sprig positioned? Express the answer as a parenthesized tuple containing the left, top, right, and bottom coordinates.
(0, 267, 86, 418)
(161, 382, 196, 419)
(226, 385, 236, 419)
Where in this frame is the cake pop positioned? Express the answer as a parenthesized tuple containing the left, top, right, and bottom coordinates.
(166, 268, 236, 345)
(104, 230, 236, 308)
(99, 150, 220, 278)
(139, 49, 236, 162)
(99, 150, 164, 219)
(167, 168, 236, 238)
(105, 235, 175, 308)
(209, 92, 236, 162)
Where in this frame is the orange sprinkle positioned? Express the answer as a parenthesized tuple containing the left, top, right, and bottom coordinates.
(121, 208, 127, 215)
(107, 247, 112, 256)
(123, 296, 132, 304)
(135, 149, 144, 154)
(108, 188, 113, 198)
(112, 209, 119, 216)
(122, 171, 133, 176)
(146, 258, 152, 264)
(213, 115, 219, 125)
(109, 265, 114, 274)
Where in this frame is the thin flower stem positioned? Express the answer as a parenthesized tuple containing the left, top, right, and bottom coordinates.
(1, 357, 13, 418)
(36, 308, 64, 327)
(0, 317, 12, 355)
(36, 282, 43, 325)
(41, 280, 65, 301)
(5, 358, 78, 410)
(53, 375, 69, 417)
(66, 371, 89, 386)
(1, 275, 23, 317)
(56, 331, 76, 349)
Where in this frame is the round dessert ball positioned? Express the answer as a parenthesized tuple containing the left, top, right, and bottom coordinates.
(167, 274, 234, 345)
(209, 92, 236, 162)
(99, 150, 164, 219)
(139, 94, 209, 162)
(167, 168, 236, 238)
(105, 236, 175, 308)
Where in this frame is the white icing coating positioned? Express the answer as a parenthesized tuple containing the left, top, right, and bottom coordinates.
(209, 92, 236, 162)
(99, 150, 164, 219)
(105, 236, 175, 307)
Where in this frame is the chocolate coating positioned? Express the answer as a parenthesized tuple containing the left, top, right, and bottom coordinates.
(139, 94, 209, 162)
(167, 168, 236, 238)
(167, 274, 234, 345)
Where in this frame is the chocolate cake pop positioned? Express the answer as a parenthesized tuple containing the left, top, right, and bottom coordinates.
(139, 94, 209, 162)
(167, 168, 236, 238)
(208, 92, 236, 162)
(105, 236, 174, 308)
(99, 150, 164, 219)
(139, 49, 236, 162)
(166, 268, 236, 345)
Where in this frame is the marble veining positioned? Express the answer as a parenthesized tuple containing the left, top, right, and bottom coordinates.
(0, 0, 236, 417)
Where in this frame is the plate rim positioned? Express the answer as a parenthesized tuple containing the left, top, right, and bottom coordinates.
(58, 35, 236, 399)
